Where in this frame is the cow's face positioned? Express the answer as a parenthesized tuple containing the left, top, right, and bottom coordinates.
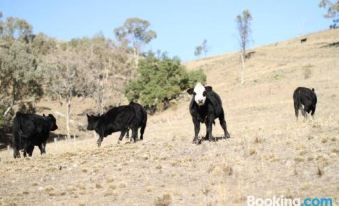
(87, 114, 99, 131)
(187, 83, 212, 106)
(47, 114, 58, 131)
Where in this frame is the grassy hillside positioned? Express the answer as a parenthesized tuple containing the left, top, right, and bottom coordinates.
(0, 29, 338, 206)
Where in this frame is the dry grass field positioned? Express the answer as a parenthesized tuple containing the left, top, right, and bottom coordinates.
(0, 29, 338, 206)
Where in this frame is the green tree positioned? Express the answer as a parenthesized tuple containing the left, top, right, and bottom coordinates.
(236, 10, 252, 84)
(125, 53, 206, 111)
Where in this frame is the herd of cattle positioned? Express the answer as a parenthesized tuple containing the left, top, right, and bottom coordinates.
(10, 83, 317, 158)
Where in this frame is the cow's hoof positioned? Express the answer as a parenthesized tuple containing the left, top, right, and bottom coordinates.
(193, 139, 201, 144)
(224, 135, 231, 139)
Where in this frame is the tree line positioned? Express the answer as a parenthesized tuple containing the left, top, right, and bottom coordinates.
(0, 13, 205, 141)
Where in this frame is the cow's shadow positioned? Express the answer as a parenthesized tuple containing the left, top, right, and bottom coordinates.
(196, 136, 229, 144)
(48, 133, 79, 143)
(0, 130, 80, 151)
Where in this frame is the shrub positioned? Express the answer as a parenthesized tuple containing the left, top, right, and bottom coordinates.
(187, 69, 206, 87)
(125, 53, 206, 110)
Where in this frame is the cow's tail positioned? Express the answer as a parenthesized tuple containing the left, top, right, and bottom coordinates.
(293, 90, 300, 118)
(11, 128, 18, 149)
(12, 115, 23, 158)
(140, 112, 147, 140)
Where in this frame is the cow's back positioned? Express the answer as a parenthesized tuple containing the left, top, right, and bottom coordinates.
(293, 87, 317, 106)
(206, 90, 224, 117)
(13, 112, 51, 145)
(96, 106, 135, 136)
(13, 113, 36, 138)
(129, 102, 147, 126)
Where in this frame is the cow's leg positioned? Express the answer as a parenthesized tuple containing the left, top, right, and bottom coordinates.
(192, 118, 200, 144)
(23, 141, 30, 158)
(219, 115, 230, 139)
(300, 104, 307, 118)
(13, 133, 21, 158)
(303, 105, 311, 120)
(311, 105, 316, 119)
(97, 136, 104, 147)
(27, 145, 34, 157)
(13, 147, 21, 158)
(23, 147, 28, 158)
(140, 122, 146, 141)
(43, 142, 47, 153)
(203, 122, 209, 140)
(206, 115, 215, 142)
(294, 101, 299, 120)
(117, 129, 127, 144)
(131, 127, 138, 143)
(38, 142, 46, 155)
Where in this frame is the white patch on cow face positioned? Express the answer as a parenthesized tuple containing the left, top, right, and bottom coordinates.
(193, 83, 207, 106)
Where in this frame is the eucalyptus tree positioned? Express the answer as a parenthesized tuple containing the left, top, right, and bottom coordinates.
(319, 0, 339, 18)
(236, 10, 252, 84)
(194, 39, 208, 57)
(0, 14, 43, 117)
(114, 17, 157, 69)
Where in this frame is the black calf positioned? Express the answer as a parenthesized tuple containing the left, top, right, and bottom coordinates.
(293, 87, 317, 119)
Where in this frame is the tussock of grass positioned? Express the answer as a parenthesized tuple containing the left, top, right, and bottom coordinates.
(317, 165, 324, 177)
(154, 193, 172, 206)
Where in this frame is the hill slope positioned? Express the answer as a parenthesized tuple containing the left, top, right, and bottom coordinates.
(0, 29, 339, 206)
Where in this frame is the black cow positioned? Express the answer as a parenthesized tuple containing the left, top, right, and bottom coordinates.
(300, 38, 307, 43)
(128, 102, 147, 141)
(12, 112, 58, 158)
(87, 102, 147, 147)
(293, 87, 317, 119)
(187, 83, 230, 144)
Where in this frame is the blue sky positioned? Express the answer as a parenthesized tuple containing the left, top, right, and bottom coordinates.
(0, 0, 332, 61)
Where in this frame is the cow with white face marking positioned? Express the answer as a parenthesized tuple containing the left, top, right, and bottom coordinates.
(187, 83, 230, 144)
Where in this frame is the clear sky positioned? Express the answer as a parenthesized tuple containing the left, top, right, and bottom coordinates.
(0, 0, 332, 61)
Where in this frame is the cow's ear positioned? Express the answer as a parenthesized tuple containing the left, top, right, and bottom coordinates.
(43, 114, 46, 117)
(205, 86, 212, 92)
(187, 88, 194, 95)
